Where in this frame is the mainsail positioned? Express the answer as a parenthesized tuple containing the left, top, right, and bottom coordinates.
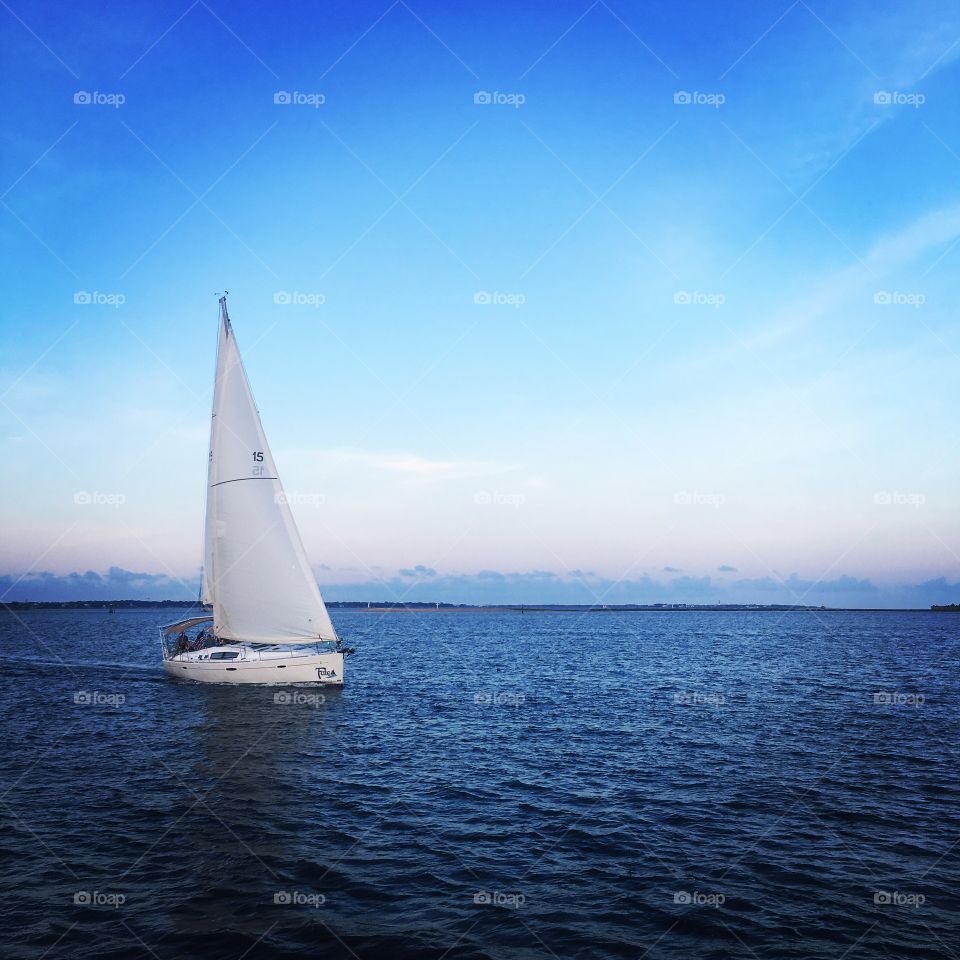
(202, 297, 336, 643)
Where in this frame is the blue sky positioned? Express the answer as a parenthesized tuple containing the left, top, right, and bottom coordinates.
(1, 0, 958, 606)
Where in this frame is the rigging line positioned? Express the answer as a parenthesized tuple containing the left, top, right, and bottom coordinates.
(209, 476, 279, 487)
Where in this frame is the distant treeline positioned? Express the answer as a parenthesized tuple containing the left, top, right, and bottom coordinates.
(346, 602, 832, 612)
(1, 600, 945, 612)
(3, 599, 831, 612)
(1, 600, 205, 610)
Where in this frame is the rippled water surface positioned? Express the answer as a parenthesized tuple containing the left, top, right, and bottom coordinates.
(1, 608, 958, 959)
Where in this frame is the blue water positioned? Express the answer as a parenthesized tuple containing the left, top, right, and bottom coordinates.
(0, 609, 957, 959)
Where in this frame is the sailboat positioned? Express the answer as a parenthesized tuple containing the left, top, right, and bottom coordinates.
(160, 295, 349, 684)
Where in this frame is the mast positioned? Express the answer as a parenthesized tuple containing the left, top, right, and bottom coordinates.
(201, 293, 228, 609)
(219, 291, 230, 331)
(202, 294, 338, 643)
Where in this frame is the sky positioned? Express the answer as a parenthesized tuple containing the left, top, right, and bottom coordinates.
(1, 0, 958, 607)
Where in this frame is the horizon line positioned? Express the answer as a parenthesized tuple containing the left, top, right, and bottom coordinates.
(2, 599, 954, 613)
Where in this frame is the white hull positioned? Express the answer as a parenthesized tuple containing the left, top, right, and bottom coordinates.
(163, 644, 344, 685)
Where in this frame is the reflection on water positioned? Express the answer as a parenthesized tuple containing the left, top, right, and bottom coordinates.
(165, 685, 336, 944)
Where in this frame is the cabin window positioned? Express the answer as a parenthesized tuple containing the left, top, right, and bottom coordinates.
(210, 651, 240, 660)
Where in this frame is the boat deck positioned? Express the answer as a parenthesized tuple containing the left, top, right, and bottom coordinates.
(160, 617, 339, 662)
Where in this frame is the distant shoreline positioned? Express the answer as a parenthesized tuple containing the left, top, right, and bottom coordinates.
(0, 600, 946, 613)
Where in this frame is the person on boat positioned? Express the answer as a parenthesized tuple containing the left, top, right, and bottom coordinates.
(174, 633, 189, 655)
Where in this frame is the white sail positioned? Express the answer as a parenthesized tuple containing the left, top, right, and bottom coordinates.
(202, 298, 337, 643)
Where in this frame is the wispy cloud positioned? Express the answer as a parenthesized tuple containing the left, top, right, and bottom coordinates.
(682, 198, 960, 375)
(286, 446, 517, 482)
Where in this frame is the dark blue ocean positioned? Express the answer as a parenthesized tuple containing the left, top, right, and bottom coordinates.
(1, 609, 957, 959)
